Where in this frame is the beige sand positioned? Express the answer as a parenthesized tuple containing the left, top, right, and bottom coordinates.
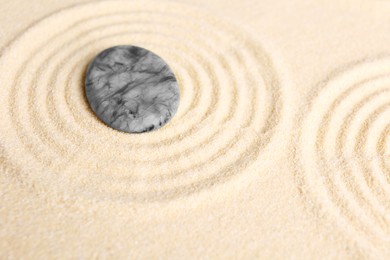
(1, 0, 390, 258)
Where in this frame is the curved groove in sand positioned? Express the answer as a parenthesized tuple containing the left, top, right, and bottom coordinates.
(292, 57, 390, 251)
(0, 0, 286, 202)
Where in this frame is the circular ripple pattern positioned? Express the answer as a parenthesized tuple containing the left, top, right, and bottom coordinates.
(0, 0, 287, 202)
(293, 57, 390, 252)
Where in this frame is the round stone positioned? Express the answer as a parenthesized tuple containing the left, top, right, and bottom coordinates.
(85, 45, 180, 133)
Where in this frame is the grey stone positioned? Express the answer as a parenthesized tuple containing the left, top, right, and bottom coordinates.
(85, 45, 180, 133)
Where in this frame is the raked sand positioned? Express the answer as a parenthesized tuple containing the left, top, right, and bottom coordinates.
(1, 0, 390, 258)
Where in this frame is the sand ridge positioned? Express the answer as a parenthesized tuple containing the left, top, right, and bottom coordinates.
(0, 0, 292, 202)
(292, 56, 390, 255)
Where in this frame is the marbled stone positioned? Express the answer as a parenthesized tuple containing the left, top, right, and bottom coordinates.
(85, 45, 180, 133)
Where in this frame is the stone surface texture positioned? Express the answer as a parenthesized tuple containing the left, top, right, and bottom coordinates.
(85, 45, 180, 133)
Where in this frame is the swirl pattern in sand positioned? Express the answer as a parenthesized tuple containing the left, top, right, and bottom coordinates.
(0, 0, 289, 202)
(293, 57, 390, 253)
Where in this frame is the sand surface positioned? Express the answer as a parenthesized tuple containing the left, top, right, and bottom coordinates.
(1, 0, 390, 258)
